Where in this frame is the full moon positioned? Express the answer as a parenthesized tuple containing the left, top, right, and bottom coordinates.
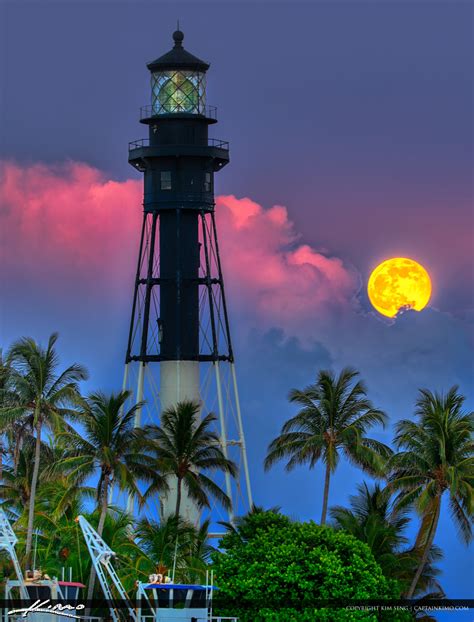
(368, 257, 432, 318)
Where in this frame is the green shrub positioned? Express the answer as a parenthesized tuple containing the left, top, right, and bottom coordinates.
(211, 511, 412, 621)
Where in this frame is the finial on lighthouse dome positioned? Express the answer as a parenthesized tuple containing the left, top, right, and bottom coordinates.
(173, 29, 184, 47)
(146, 28, 210, 73)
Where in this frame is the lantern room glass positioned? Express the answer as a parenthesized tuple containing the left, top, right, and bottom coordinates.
(152, 70, 206, 115)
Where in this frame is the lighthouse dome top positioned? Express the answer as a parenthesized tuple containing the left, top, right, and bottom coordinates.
(147, 30, 210, 72)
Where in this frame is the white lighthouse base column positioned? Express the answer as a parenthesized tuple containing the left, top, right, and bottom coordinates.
(160, 360, 200, 524)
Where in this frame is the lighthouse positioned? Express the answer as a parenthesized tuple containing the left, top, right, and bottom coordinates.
(125, 30, 252, 523)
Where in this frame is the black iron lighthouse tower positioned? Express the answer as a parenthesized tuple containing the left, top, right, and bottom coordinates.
(125, 30, 252, 522)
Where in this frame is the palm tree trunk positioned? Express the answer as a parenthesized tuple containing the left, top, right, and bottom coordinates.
(171, 477, 183, 583)
(175, 477, 182, 518)
(13, 437, 20, 476)
(25, 420, 42, 562)
(320, 462, 331, 525)
(13, 427, 25, 476)
(97, 483, 109, 537)
(406, 499, 441, 598)
(87, 473, 109, 603)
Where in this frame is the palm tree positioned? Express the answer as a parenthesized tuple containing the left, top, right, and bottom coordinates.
(136, 515, 194, 579)
(0, 351, 12, 482)
(331, 482, 408, 570)
(1, 436, 93, 569)
(330, 482, 444, 597)
(184, 518, 215, 583)
(136, 515, 214, 583)
(31, 476, 91, 584)
(0, 333, 87, 561)
(388, 386, 473, 598)
(34, 442, 96, 522)
(56, 390, 167, 600)
(0, 351, 29, 479)
(34, 509, 140, 591)
(0, 436, 37, 514)
(264, 368, 391, 524)
(146, 400, 237, 518)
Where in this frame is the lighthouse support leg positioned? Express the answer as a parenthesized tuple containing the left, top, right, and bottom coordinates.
(214, 362, 234, 522)
(109, 363, 131, 506)
(126, 362, 145, 515)
(231, 363, 253, 509)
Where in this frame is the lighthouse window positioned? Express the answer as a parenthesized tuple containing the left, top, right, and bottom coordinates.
(152, 70, 206, 115)
(204, 172, 212, 192)
(161, 171, 172, 190)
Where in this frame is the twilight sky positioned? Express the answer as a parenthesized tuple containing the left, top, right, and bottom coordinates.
(0, 1, 473, 617)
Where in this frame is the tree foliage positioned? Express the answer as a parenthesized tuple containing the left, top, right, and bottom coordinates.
(136, 515, 215, 584)
(0, 333, 472, 615)
(330, 482, 444, 598)
(145, 400, 237, 517)
(212, 510, 411, 621)
(1, 333, 88, 562)
(265, 368, 391, 524)
(388, 386, 474, 597)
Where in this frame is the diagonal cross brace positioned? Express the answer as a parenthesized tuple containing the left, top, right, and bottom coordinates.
(76, 515, 138, 622)
(0, 508, 29, 599)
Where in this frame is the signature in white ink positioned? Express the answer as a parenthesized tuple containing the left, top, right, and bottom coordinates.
(8, 599, 85, 619)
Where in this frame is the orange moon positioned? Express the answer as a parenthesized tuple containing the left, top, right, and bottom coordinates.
(368, 258, 432, 318)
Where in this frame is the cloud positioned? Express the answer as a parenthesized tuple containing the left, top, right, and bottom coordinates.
(0, 161, 358, 331)
(215, 195, 359, 334)
(0, 160, 142, 294)
(3, 160, 470, 416)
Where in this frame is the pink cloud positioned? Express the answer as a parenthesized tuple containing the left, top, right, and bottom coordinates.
(0, 161, 141, 292)
(216, 195, 359, 330)
(0, 161, 358, 333)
